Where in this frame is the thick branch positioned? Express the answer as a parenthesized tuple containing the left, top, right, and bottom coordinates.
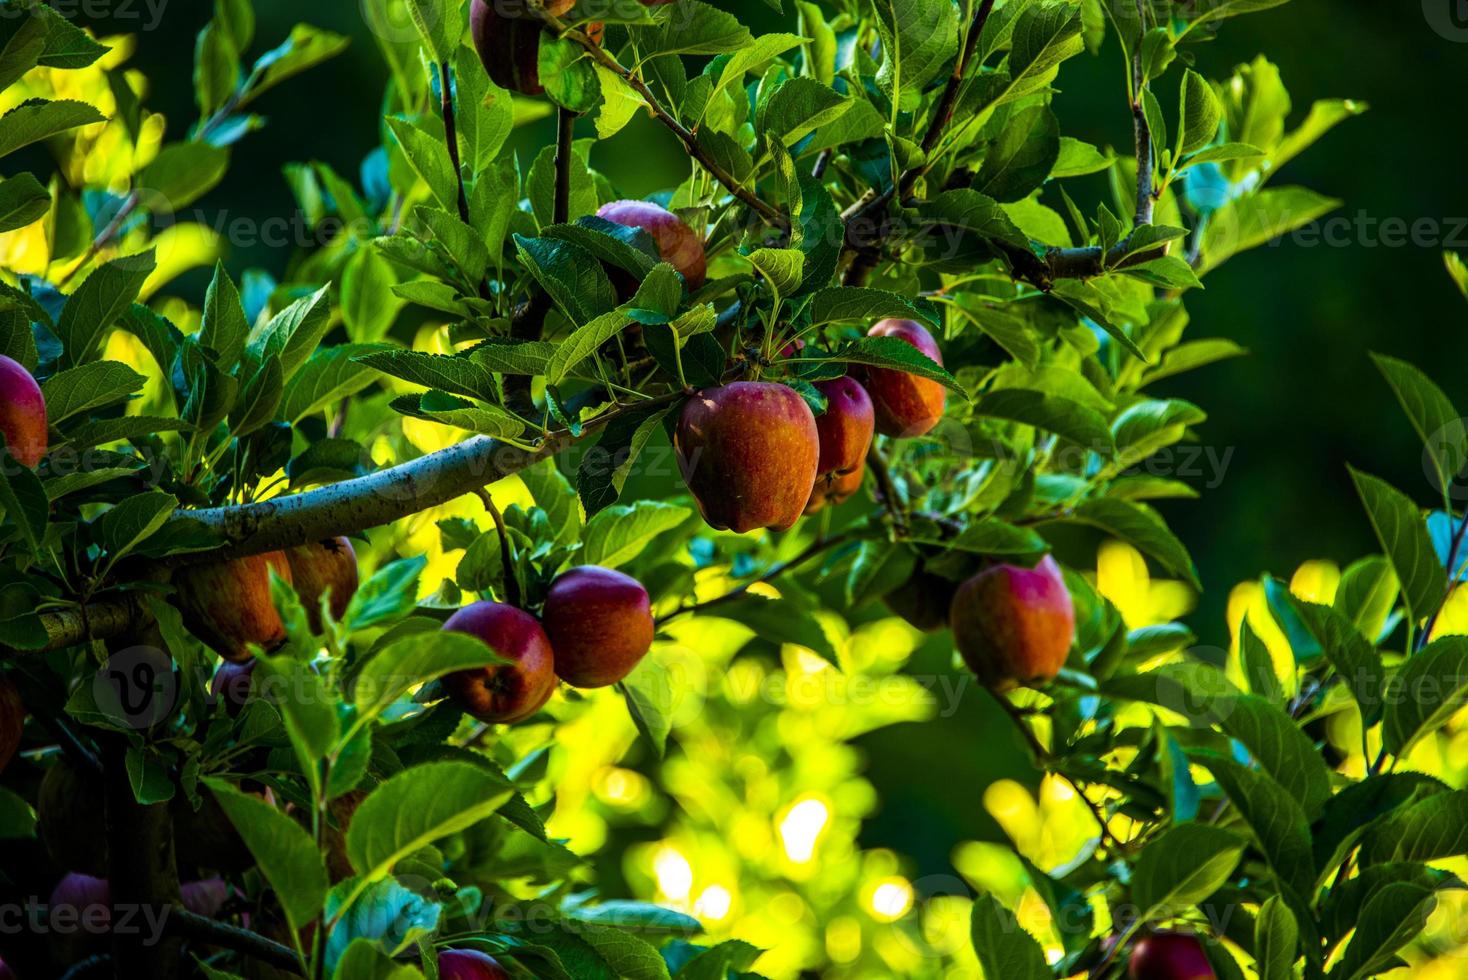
(167, 907, 304, 975)
(529, 4, 782, 226)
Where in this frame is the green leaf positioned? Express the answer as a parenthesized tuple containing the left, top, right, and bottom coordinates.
(243, 24, 350, 107)
(708, 594, 840, 667)
(96, 491, 177, 564)
(811, 336, 964, 394)
(577, 404, 671, 517)
(1131, 823, 1245, 919)
(404, 0, 458, 62)
(256, 654, 340, 792)
(1254, 895, 1299, 980)
(202, 261, 249, 369)
(356, 349, 497, 402)
(138, 142, 231, 212)
(40, 361, 145, 423)
(1331, 883, 1435, 980)
(675, 941, 761, 980)
(280, 344, 389, 423)
(385, 115, 458, 213)
(353, 631, 505, 725)
(0, 99, 105, 159)
(806, 287, 939, 331)
(0, 459, 47, 553)
(515, 234, 617, 327)
(344, 761, 513, 880)
(969, 893, 1050, 980)
(1238, 618, 1283, 703)
(871, 0, 959, 106)
(0, 172, 48, 232)
(563, 900, 699, 936)
(1179, 70, 1221, 157)
(57, 250, 156, 366)
(973, 104, 1060, 204)
(747, 247, 805, 300)
(545, 308, 633, 386)
(582, 501, 690, 568)
(393, 392, 524, 439)
(204, 777, 328, 930)
(1372, 353, 1467, 500)
(519, 457, 580, 547)
(1200, 187, 1341, 272)
(1292, 599, 1386, 725)
(250, 285, 333, 383)
(975, 387, 1111, 449)
(1360, 790, 1468, 866)
(1192, 755, 1315, 898)
(758, 76, 854, 148)
(1348, 467, 1447, 625)
(1065, 499, 1200, 589)
(344, 556, 427, 632)
(629, 1, 753, 57)
(1383, 636, 1468, 758)
(620, 654, 674, 757)
(1006, 1, 1084, 98)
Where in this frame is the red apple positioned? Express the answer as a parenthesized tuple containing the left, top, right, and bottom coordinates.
(176, 552, 294, 662)
(950, 555, 1075, 690)
(40, 759, 108, 875)
(862, 319, 947, 437)
(675, 382, 820, 533)
(471, 0, 602, 97)
(883, 568, 959, 632)
(813, 376, 875, 476)
(804, 463, 864, 514)
(0, 675, 22, 773)
(180, 877, 230, 918)
(542, 566, 654, 688)
(286, 536, 359, 632)
(0, 353, 46, 467)
(440, 949, 512, 980)
(442, 602, 557, 724)
(596, 200, 707, 289)
(1128, 932, 1216, 980)
(49, 872, 111, 961)
(210, 658, 256, 715)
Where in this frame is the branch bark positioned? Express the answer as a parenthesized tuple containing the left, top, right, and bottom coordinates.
(1131, 0, 1155, 227)
(167, 907, 304, 975)
(438, 61, 472, 227)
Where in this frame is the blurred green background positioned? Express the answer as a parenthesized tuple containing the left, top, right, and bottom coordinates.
(63, 0, 1468, 904)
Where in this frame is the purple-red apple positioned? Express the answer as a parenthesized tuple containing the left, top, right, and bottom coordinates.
(0, 353, 46, 467)
(675, 381, 820, 533)
(442, 602, 557, 724)
(440, 949, 512, 980)
(1128, 932, 1216, 980)
(950, 555, 1075, 690)
(862, 319, 947, 437)
(596, 200, 707, 289)
(176, 552, 294, 662)
(471, 0, 601, 97)
(210, 658, 256, 715)
(813, 376, 875, 477)
(286, 536, 359, 632)
(0, 675, 22, 773)
(542, 566, 654, 688)
(883, 569, 959, 632)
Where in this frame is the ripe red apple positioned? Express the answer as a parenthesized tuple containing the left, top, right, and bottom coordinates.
(176, 552, 294, 662)
(813, 376, 875, 477)
(39, 758, 108, 876)
(862, 319, 947, 437)
(442, 602, 557, 724)
(950, 555, 1075, 690)
(210, 658, 256, 715)
(1128, 932, 1216, 980)
(804, 463, 864, 514)
(883, 568, 959, 632)
(286, 536, 359, 632)
(675, 382, 820, 533)
(542, 566, 654, 688)
(0, 353, 47, 467)
(0, 675, 22, 773)
(596, 200, 707, 289)
(180, 877, 229, 918)
(50, 872, 111, 960)
(471, 0, 602, 97)
(440, 949, 512, 980)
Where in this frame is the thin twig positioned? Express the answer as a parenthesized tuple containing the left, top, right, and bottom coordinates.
(527, 3, 782, 226)
(167, 906, 305, 975)
(1131, 0, 1154, 228)
(437, 61, 472, 226)
(475, 489, 522, 609)
(866, 446, 907, 531)
(656, 534, 851, 625)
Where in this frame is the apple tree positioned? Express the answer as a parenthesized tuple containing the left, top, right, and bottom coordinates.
(0, 0, 1463, 978)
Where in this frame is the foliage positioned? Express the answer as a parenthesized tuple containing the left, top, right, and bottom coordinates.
(1, 0, 1465, 978)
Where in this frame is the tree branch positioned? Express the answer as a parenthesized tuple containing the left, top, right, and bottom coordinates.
(167, 907, 304, 975)
(476, 489, 522, 609)
(528, 4, 782, 227)
(438, 61, 472, 227)
(1131, 0, 1155, 228)
(656, 534, 852, 625)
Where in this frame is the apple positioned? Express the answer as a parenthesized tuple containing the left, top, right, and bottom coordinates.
(0, 353, 46, 467)
(862, 319, 947, 437)
(804, 463, 864, 514)
(596, 200, 707, 289)
(676, 382, 820, 533)
(442, 602, 558, 723)
(0, 675, 22, 774)
(813, 376, 875, 477)
(542, 566, 654, 688)
(175, 552, 294, 662)
(440, 949, 512, 980)
(1128, 932, 1216, 980)
(286, 536, 359, 632)
(210, 658, 256, 715)
(180, 877, 230, 918)
(39, 758, 108, 876)
(950, 555, 1075, 690)
(883, 568, 959, 632)
(471, 0, 602, 97)
(49, 872, 111, 960)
